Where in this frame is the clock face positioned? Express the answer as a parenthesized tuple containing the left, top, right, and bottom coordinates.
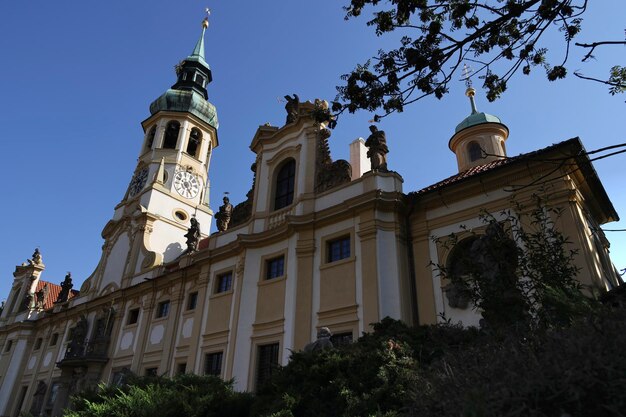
(174, 170, 200, 199)
(128, 168, 149, 197)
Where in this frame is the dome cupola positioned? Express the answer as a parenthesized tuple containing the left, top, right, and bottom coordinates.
(449, 86, 509, 173)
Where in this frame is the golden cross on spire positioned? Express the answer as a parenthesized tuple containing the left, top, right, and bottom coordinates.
(202, 7, 211, 29)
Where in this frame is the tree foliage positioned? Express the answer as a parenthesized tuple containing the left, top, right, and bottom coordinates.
(63, 373, 253, 417)
(435, 195, 595, 330)
(334, 0, 624, 120)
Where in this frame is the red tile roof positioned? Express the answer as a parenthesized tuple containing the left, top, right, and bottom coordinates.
(35, 280, 79, 310)
(412, 138, 579, 196)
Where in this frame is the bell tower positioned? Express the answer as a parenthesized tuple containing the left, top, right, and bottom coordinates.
(79, 15, 219, 297)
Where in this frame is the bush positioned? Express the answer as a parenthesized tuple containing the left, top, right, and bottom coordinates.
(65, 373, 254, 417)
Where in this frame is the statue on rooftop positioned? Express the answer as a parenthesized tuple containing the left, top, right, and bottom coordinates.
(284, 94, 300, 124)
(364, 125, 389, 172)
(215, 196, 233, 232)
(184, 217, 201, 252)
(27, 248, 42, 266)
(56, 273, 73, 303)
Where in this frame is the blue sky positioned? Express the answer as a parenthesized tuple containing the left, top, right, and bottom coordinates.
(0, 1, 624, 300)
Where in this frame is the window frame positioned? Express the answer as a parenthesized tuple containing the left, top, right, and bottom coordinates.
(186, 292, 198, 311)
(468, 141, 483, 162)
(327, 235, 351, 263)
(265, 256, 285, 280)
(273, 159, 296, 210)
(204, 351, 224, 377)
(126, 308, 140, 325)
(215, 271, 234, 294)
(155, 300, 170, 319)
(163, 120, 181, 149)
(50, 333, 59, 346)
(255, 342, 280, 390)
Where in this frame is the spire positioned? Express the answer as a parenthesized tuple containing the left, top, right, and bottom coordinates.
(190, 12, 210, 64)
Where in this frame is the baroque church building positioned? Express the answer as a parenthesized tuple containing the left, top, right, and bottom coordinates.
(0, 17, 621, 417)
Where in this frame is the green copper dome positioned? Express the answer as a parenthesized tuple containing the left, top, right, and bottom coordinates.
(455, 111, 503, 133)
(150, 89, 218, 129)
(148, 17, 218, 129)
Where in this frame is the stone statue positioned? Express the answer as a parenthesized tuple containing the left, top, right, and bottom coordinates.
(443, 282, 470, 309)
(184, 217, 201, 252)
(27, 248, 42, 266)
(56, 273, 73, 303)
(364, 125, 389, 172)
(67, 316, 89, 358)
(304, 327, 334, 353)
(21, 292, 34, 311)
(469, 222, 525, 327)
(284, 94, 300, 124)
(215, 196, 233, 232)
(35, 283, 49, 310)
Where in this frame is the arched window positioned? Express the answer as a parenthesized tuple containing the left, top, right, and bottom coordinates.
(145, 126, 156, 151)
(468, 141, 483, 162)
(444, 237, 477, 310)
(274, 159, 295, 210)
(163, 121, 180, 149)
(187, 128, 202, 157)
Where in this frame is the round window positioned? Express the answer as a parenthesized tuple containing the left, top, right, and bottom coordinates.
(174, 210, 188, 222)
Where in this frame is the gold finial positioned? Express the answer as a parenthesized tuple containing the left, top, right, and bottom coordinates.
(202, 7, 210, 29)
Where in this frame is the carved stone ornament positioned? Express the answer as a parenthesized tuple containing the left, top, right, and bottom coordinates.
(28, 248, 42, 266)
(443, 282, 470, 309)
(314, 127, 352, 193)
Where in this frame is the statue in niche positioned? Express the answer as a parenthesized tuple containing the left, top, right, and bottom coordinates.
(28, 248, 42, 266)
(215, 196, 233, 232)
(364, 125, 389, 172)
(67, 316, 89, 358)
(36, 283, 49, 310)
(184, 217, 201, 252)
(469, 222, 525, 327)
(284, 94, 300, 124)
(56, 273, 73, 303)
(304, 327, 334, 353)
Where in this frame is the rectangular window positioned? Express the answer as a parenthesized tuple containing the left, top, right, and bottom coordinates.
(177, 363, 187, 375)
(327, 236, 351, 263)
(145, 367, 158, 376)
(256, 343, 279, 389)
(50, 333, 59, 346)
(127, 308, 140, 325)
(34, 338, 43, 350)
(187, 292, 198, 310)
(265, 256, 285, 280)
(4, 340, 13, 352)
(204, 351, 223, 376)
(216, 272, 233, 293)
(156, 301, 170, 318)
(330, 331, 353, 347)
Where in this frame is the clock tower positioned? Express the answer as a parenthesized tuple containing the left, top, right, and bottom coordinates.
(80, 16, 218, 296)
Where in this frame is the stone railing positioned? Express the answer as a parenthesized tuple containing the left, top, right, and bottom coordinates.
(267, 206, 295, 230)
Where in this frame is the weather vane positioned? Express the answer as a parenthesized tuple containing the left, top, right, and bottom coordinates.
(461, 64, 473, 88)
